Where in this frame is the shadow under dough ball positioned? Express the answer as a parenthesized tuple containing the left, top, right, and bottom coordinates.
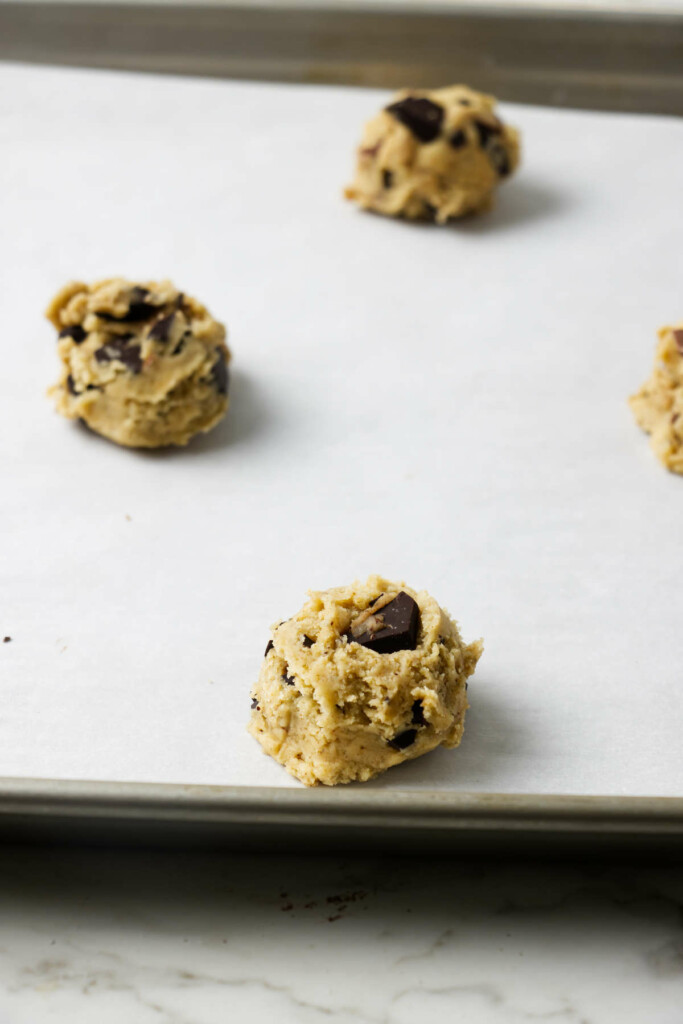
(345, 84, 520, 223)
(47, 278, 230, 448)
(249, 575, 483, 786)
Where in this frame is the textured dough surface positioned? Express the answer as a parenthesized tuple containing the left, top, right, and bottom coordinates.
(47, 278, 230, 448)
(630, 323, 683, 474)
(345, 85, 520, 223)
(248, 576, 483, 786)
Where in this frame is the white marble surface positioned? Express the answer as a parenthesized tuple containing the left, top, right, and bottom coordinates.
(0, 845, 681, 1022)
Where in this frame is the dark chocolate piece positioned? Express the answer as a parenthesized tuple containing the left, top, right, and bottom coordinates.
(382, 169, 394, 189)
(385, 97, 444, 144)
(673, 328, 683, 355)
(388, 729, 417, 750)
(488, 141, 511, 177)
(302, 635, 314, 648)
(449, 130, 466, 150)
(422, 202, 437, 222)
(250, 696, 259, 709)
(475, 120, 502, 147)
(264, 640, 274, 657)
(172, 337, 186, 356)
(59, 325, 86, 344)
(211, 349, 229, 395)
(3, 636, 11, 643)
(94, 336, 143, 374)
(411, 699, 427, 726)
(66, 374, 77, 396)
(148, 312, 175, 343)
(346, 591, 420, 654)
(283, 671, 295, 686)
(95, 287, 159, 323)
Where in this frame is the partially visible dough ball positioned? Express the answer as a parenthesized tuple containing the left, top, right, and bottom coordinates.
(47, 278, 230, 448)
(248, 575, 483, 786)
(345, 85, 520, 223)
(630, 323, 683, 474)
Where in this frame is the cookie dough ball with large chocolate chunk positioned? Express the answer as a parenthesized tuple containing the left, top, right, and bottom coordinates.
(630, 323, 683, 474)
(47, 278, 230, 448)
(345, 85, 520, 223)
(248, 576, 483, 786)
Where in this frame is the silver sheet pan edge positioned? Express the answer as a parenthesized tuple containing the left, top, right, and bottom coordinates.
(1, 779, 682, 852)
(1, 1, 683, 115)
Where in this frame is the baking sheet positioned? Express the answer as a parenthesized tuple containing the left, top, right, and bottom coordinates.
(1, 62, 682, 798)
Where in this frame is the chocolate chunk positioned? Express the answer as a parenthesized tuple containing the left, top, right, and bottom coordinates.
(422, 202, 438, 222)
(488, 141, 511, 177)
(411, 699, 427, 726)
(94, 337, 143, 374)
(382, 169, 394, 189)
(283, 671, 295, 686)
(386, 97, 444, 143)
(475, 120, 501, 147)
(264, 640, 274, 657)
(95, 287, 159, 323)
(346, 591, 420, 654)
(211, 348, 229, 395)
(673, 328, 683, 355)
(388, 729, 417, 750)
(59, 325, 86, 344)
(302, 635, 314, 648)
(148, 312, 175, 343)
(250, 696, 259, 709)
(449, 130, 467, 149)
(66, 374, 78, 396)
(172, 337, 186, 356)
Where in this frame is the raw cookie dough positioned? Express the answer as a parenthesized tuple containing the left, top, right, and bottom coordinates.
(248, 576, 483, 786)
(47, 278, 230, 448)
(345, 85, 520, 223)
(629, 323, 683, 474)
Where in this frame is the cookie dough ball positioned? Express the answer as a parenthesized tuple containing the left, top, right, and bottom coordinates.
(630, 323, 683, 474)
(47, 278, 230, 448)
(248, 576, 483, 786)
(345, 85, 520, 223)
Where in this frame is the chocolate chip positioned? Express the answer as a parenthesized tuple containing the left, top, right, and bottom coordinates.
(172, 337, 186, 356)
(95, 287, 159, 323)
(66, 374, 78, 396)
(59, 325, 86, 343)
(673, 328, 683, 355)
(94, 337, 143, 374)
(3, 636, 11, 643)
(422, 202, 438, 222)
(148, 312, 175, 343)
(475, 121, 501, 147)
(346, 591, 420, 654)
(382, 169, 394, 189)
(388, 729, 417, 750)
(302, 636, 314, 648)
(411, 699, 426, 726)
(488, 141, 511, 177)
(449, 130, 467, 149)
(250, 696, 259, 709)
(264, 640, 274, 657)
(385, 97, 444, 143)
(211, 349, 229, 395)
(283, 671, 295, 686)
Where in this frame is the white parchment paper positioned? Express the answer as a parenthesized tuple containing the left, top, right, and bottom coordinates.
(1, 63, 682, 795)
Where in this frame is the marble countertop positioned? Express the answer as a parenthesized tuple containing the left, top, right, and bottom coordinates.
(0, 843, 681, 1022)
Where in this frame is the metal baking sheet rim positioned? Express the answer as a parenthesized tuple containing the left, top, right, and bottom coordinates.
(1, 1, 683, 115)
(1, 778, 683, 850)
